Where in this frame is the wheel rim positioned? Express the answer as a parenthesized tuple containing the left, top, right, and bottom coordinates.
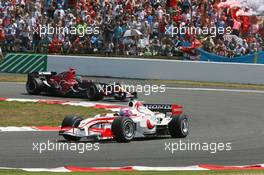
(123, 121, 134, 139)
(27, 81, 36, 91)
(181, 118, 189, 135)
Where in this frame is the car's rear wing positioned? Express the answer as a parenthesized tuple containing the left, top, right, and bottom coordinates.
(144, 104, 183, 116)
(27, 72, 57, 79)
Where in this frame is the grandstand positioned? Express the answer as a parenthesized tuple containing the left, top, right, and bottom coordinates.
(0, 0, 263, 61)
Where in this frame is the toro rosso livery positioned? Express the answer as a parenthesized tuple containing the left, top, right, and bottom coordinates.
(26, 68, 137, 101)
(59, 100, 190, 142)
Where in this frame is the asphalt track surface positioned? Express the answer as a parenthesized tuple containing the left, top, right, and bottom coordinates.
(0, 80, 264, 168)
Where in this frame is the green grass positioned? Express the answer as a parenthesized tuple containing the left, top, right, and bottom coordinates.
(0, 101, 109, 126)
(0, 73, 27, 82)
(1, 170, 264, 175)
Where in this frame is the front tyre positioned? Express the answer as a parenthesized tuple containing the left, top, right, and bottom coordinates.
(111, 117, 135, 143)
(114, 92, 127, 101)
(61, 115, 83, 141)
(131, 92, 137, 99)
(168, 114, 189, 138)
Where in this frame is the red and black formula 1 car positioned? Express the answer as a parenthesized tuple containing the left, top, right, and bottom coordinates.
(26, 68, 137, 101)
(59, 100, 190, 142)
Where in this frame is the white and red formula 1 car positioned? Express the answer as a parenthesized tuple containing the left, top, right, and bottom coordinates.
(59, 100, 190, 142)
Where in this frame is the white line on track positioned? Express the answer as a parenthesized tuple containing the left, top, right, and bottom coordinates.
(166, 87, 264, 94)
(1, 82, 264, 94)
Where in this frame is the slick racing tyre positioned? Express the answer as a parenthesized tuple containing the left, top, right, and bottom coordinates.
(86, 83, 103, 101)
(131, 92, 138, 99)
(61, 116, 83, 141)
(111, 117, 135, 143)
(168, 114, 189, 138)
(114, 92, 127, 101)
(26, 78, 43, 95)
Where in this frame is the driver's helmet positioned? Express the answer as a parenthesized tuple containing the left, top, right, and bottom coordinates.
(119, 108, 133, 117)
(69, 67, 76, 75)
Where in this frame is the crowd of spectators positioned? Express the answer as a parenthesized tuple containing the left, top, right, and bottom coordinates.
(0, 0, 263, 58)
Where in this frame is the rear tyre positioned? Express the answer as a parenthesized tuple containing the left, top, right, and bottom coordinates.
(114, 92, 127, 101)
(168, 114, 189, 138)
(61, 116, 83, 141)
(26, 78, 43, 95)
(86, 83, 103, 101)
(111, 117, 135, 143)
